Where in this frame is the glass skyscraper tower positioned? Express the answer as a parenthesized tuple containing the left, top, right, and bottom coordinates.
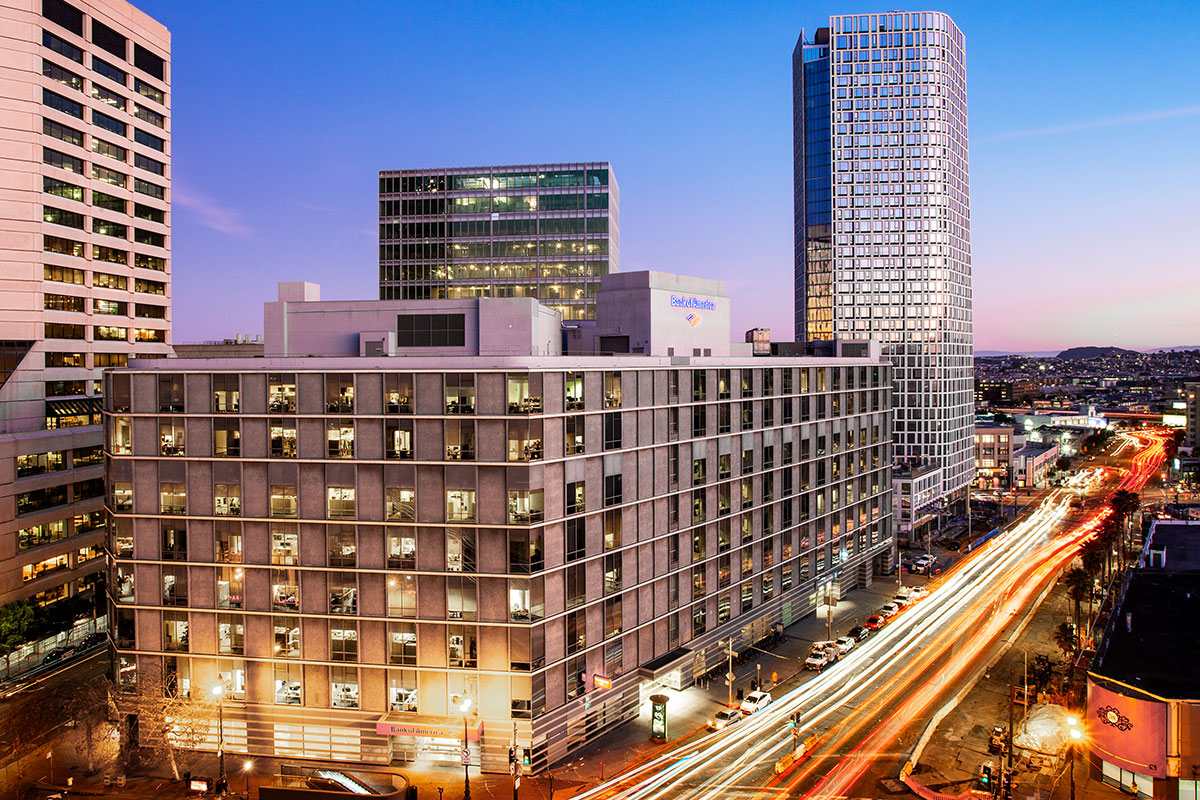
(793, 11, 973, 531)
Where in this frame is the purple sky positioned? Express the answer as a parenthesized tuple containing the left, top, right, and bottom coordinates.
(143, 0, 1200, 352)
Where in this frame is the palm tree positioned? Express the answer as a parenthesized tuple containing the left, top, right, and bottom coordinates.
(1110, 489, 1141, 563)
(1053, 621, 1077, 662)
(1099, 514, 1123, 580)
(1064, 567, 1091, 634)
(1080, 541, 1104, 624)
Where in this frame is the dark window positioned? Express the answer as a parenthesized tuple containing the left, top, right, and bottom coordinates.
(134, 228, 164, 247)
(603, 412, 622, 450)
(92, 109, 125, 135)
(134, 128, 164, 151)
(43, 118, 82, 147)
(134, 202, 164, 223)
(90, 19, 126, 60)
(43, 88, 82, 118)
(0, 342, 33, 391)
(396, 313, 465, 348)
(133, 178, 164, 199)
(42, 30, 82, 63)
(92, 56, 126, 86)
(42, 0, 83, 36)
(43, 205, 83, 229)
(134, 153, 164, 175)
(93, 191, 126, 213)
(133, 44, 164, 80)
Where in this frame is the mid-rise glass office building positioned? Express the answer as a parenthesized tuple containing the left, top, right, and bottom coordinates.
(793, 11, 973, 531)
(378, 163, 618, 321)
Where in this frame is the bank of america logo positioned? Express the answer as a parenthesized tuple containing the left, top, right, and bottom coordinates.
(685, 312, 702, 327)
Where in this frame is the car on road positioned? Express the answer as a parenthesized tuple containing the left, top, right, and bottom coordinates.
(708, 707, 743, 730)
(834, 636, 857, 655)
(907, 586, 930, 601)
(810, 639, 836, 652)
(79, 632, 107, 650)
(41, 646, 77, 667)
(739, 690, 772, 714)
(892, 594, 912, 608)
(847, 625, 870, 642)
(880, 602, 900, 618)
(865, 614, 886, 631)
(804, 650, 830, 671)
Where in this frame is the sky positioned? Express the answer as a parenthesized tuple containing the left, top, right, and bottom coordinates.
(139, 0, 1200, 352)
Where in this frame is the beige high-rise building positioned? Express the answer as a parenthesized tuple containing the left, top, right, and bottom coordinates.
(0, 0, 169, 610)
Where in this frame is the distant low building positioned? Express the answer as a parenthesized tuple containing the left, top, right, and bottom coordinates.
(172, 335, 265, 359)
(1012, 442, 1059, 489)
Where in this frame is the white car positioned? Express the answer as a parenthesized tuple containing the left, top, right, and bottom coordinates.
(739, 690, 773, 714)
(834, 636, 857, 655)
(708, 707, 743, 730)
(908, 586, 930, 600)
(810, 640, 836, 653)
(881, 602, 901, 618)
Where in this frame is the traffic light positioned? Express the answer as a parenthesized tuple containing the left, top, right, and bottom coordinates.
(508, 747, 516, 767)
(520, 747, 530, 767)
(980, 763, 992, 787)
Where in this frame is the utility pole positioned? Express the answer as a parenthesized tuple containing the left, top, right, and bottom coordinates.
(826, 589, 833, 642)
(1006, 670, 1015, 800)
(463, 718, 471, 800)
(726, 638, 734, 708)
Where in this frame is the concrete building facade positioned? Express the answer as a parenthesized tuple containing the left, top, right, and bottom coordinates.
(104, 272, 895, 773)
(973, 423, 1014, 490)
(0, 0, 169, 608)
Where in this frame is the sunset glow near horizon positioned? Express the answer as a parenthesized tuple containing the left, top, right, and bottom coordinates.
(145, 0, 1200, 352)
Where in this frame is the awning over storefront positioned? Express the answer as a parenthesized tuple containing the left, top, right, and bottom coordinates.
(376, 715, 485, 741)
(637, 647, 692, 681)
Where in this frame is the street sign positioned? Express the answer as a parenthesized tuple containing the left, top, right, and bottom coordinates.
(726, 671, 734, 681)
(461, 747, 470, 765)
(514, 777, 521, 789)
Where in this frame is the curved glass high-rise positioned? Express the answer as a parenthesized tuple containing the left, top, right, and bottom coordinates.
(794, 11, 973, 534)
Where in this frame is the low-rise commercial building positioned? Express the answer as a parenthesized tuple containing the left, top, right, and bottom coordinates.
(1086, 520, 1200, 800)
(105, 271, 895, 773)
(1012, 442, 1058, 489)
(973, 424, 1015, 490)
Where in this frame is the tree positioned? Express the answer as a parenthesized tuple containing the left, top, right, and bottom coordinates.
(1053, 622, 1077, 661)
(58, 675, 117, 774)
(0, 599, 36, 673)
(126, 661, 215, 781)
(1064, 568, 1091, 634)
(1110, 490, 1141, 564)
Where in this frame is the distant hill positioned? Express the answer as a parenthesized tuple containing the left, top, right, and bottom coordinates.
(1055, 346, 1141, 360)
(975, 350, 1059, 358)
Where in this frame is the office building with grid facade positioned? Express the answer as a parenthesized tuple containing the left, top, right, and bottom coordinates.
(0, 0, 168, 610)
(378, 163, 617, 321)
(105, 272, 894, 773)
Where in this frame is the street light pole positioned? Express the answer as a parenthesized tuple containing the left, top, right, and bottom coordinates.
(463, 717, 471, 800)
(212, 685, 226, 794)
(726, 638, 734, 708)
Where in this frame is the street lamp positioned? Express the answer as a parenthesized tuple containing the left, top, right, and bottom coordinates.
(212, 684, 227, 795)
(1067, 716, 1082, 800)
(242, 759, 253, 800)
(454, 695, 472, 800)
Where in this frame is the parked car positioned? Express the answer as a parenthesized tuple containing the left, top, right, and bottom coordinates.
(41, 646, 76, 667)
(708, 707, 743, 731)
(739, 690, 772, 715)
(880, 602, 900, 618)
(79, 632, 108, 650)
(810, 640, 836, 653)
(908, 586, 930, 600)
(834, 636, 857, 655)
(847, 625, 870, 642)
(892, 595, 912, 609)
(865, 614, 886, 631)
(804, 650, 830, 671)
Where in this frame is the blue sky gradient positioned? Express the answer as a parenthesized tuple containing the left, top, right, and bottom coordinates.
(142, 0, 1200, 350)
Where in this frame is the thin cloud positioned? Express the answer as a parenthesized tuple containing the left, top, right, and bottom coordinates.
(173, 184, 253, 237)
(984, 105, 1200, 141)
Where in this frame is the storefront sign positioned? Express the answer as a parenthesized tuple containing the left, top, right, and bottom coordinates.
(593, 674, 613, 690)
(376, 718, 484, 741)
(1088, 680, 1167, 774)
